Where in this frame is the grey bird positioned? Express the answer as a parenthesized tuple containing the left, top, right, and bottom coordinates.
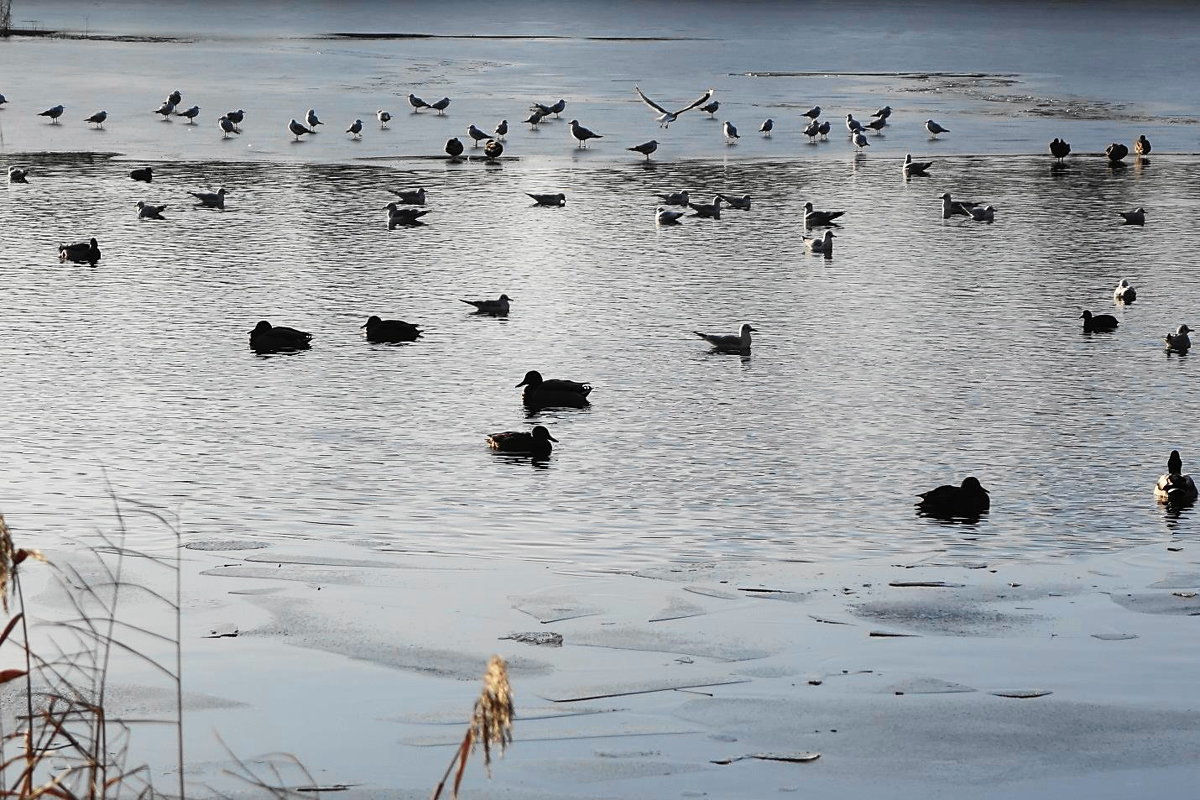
(250, 321, 312, 354)
(803, 230, 835, 254)
(939, 192, 978, 219)
(305, 108, 323, 128)
(8, 166, 29, 183)
(219, 116, 241, 138)
(445, 137, 465, 159)
(633, 86, 714, 128)
(361, 315, 421, 343)
(688, 196, 723, 219)
(176, 105, 200, 123)
(527, 193, 566, 206)
(853, 131, 870, 150)
(656, 206, 685, 225)
(516, 370, 592, 410)
(289, 119, 314, 140)
(723, 120, 740, 143)
(627, 139, 658, 160)
(467, 124, 490, 146)
(845, 114, 864, 134)
(136, 201, 167, 220)
(904, 154, 933, 177)
(818, 120, 831, 139)
(408, 93, 430, 111)
(568, 119, 602, 147)
(801, 106, 821, 119)
(377, 109, 392, 128)
(1113, 279, 1137, 304)
(389, 187, 426, 205)
(154, 101, 176, 118)
(547, 99, 566, 117)
(494, 119, 508, 139)
(717, 194, 751, 210)
(925, 119, 950, 136)
(803, 120, 821, 141)
(656, 190, 689, 206)
(346, 119, 363, 138)
(384, 203, 430, 228)
(39, 104, 65, 123)
(461, 294, 511, 315)
(695, 323, 756, 353)
(84, 110, 107, 128)
(430, 97, 451, 114)
(166, 90, 182, 106)
(190, 188, 227, 209)
(225, 109, 246, 124)
(804, 201, 845, 226)
(759, 118, 774, 135)
(523, 109, 546, 127)
(1165, 325, 1192, 353)
(865, 117, 887, 132)
(700, 100, 720, 117)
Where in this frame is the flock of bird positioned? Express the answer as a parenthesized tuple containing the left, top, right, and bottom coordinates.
(3, 84, 1194, 512)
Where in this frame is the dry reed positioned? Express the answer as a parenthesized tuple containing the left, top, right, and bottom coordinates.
(430, 655, 514, 800)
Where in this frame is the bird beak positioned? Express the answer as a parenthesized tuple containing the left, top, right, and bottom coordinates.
(360, 323, 368, 329)
(515, 380, 528, 387)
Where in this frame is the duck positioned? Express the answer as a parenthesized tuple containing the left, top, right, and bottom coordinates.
(1119, 207, 1145, 226)
(1155, 450, 1198, 506)
(1164, 324, 1192, 353)
(916, 477, 990, 517)
(445, 137, 465, 160)
(483, 139, 504, 160)
(129, 167, 153, 183)
(461, 294, 511, 315)
(517, 370, 592, 409)
(1080, 309, 1119, 332)
(903, 154, 933, 177)
(1049, 138, 1071, 163)
(1105, 142, 1129, 164)
(803, 201, 844, 226)
(695, 323, 756, 353)
(190, 188, 227, 209)
(527, 193, 566, 207)
(1113, 279, 1137, 304)
(385, 203, 430, 228)
(361, 315, 421, 343)
(487, 425, 558, 458)
(8, 166, 29, 183)
(1134, 135, 1151, 157)
(249, 320, 312, 353)
(803, 230, 835, 254)
(58, 238, 101, 266)
(136, 201, 167, 220)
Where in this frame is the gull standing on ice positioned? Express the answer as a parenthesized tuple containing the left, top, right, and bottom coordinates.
(430, 97, 451, 114)
(700, 100, 720, 117)
(872, 105, 892, 121)
(695, 323, 756, 353)
(1113, 279, 1137, 304)
(627, 140, 658, 160)
(865, 117, 887, 132)
(377, 109, 392, 128)
(801, 106, 821, 119)
(569, 119, 602, 147)
(154, 101, 175, 119)
(818, 120, 831, 139)
(39, 105, 65, 123)
(84, 110, 107, 128)
(494, 119, 508, 139)
(305, 108, 323, 128)
(166, 90, 182, 106)
(219, 116, 241, 138)
(346, 119, 363, 139)
(176, 105, 200, 124)
(845, 114, 864, 135)
(467, 124, 490, 146)
(289, 119, 314, 140)
(925, 119, 950, 137)
(853, 131, 870, 150)
(723, 120, 740, 143)
(759, 118, 773, 136)
(408, 93, 429, 111)
(803, 119, 821, 141)
(656, 206, 685, 225)
(225, 109, 245, 125)
(523, 109, 546, 127)
(633, 86, 713, 128)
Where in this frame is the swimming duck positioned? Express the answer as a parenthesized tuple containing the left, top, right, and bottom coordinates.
(1155, 450, 1198, 506)
(916, 476, 990, 517)
(487, 425, 558, 457)
(250, 320, 312, 353)
(8, 166, 29, 183)
(59, 238, 102, 266)
(1049, 138, 1071, 163)
(517, 370, 592, 409)
(1164, 325, 1192, 353)
(527, 193, 566, 207)
(361, 315, 421, 343)
(695, 323, 756, 353)
(1080, 310, 1119, 332)
(129, 167, 153, 183)
(803, 201, 844, 226)
(1113, 279, 1136, 304)
(461, 294, 511, 315)
(1119, 207, 1145, 226)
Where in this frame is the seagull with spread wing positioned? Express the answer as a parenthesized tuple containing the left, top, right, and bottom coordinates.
(634, 86, 714, 128)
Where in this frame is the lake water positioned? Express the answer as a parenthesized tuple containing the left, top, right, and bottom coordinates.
(1, 0, 1198, 567)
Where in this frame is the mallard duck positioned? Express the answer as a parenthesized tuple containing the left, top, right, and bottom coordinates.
(487, 425, 558, 457)
(129, 167, 153, 183)
(483, 139, 504, 160)
(250, 320, 312, 353)
(1049, 138, 1071, 163)
(803, 201, 844, 226)
(1080, 309, 1119, 332)
(1105, 142, 1129, 164)
(1134, 135, 1151, 157)
(445, 137, 464, 159)
(1164, 325, 1192, 353)
(461, 294, 511, 315)
(916, 476, 990, 517)
(517, 370, 591, 409)
(1155, 450, 1198, 505)
(361, 315, 421, 343)
(695, 323, 756, 353)
(59, 238, 101, 266)
(1113, 279, 1136, 304)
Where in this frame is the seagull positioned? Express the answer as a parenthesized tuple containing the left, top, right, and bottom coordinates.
(1080, 309, 1119, 332)
(176, 105, 200, 123)
(523, 109, 546, 127)
(801, 106, 821, 119)
(389, 187, 426, 205)
(1165, 325, 1192, 353)
(225, 109, 245, 125)
(219, 116, 241, 137)
(1049, 138, 1071, 163)
(346, 119, 363, 138)
(904, 154, 933, 176)
(656, 190, 689, 206)
(569, 119, 602, 147)
(1113, 279, 1137, 304)
(129, 167, 153, 182)
(445, 137, 465, 159)
(531, 101, 554, 117)
(486, 426, 558, 458)
(1134, 135, 1151, 157)
(803, 120, 821, 141)
(700, 100, 720, 117)
(939, 192, 979, 219)
(408, 93, 429, 111)
(723, 121, 740, 143)
(688, 196, 723, 219)
(527, 193, 566, 206)
(385, 203, 431, 228)
(0, 93, 8, 105)
(467, 124, 490, 146)
(925, 119, 950, 136)
(547, 99, 566, 117)
(718, 194, 751, 210)
(627, 139, 659, 160)
(430, 97, 451, 114)
(483, 139, 504, 160)
(864, 117, 887, 133)
(84, 110, 107, 128)
(853, 131, 870, 150)
(695, 323, 755, 353)
(154, 101, 176, 118)
(362, 315, 421, 343)
(305, 108, 323, 128)
(190, 188, 227, 209)
(845, 114, 864, 134)
(818, 120, 831, 139)
(1119, 207, 1146, 226)
(377, 109, 392, 128)
(872, 105, 892, 120)
(250, 321, 312, 354)
(656, 206, 685, 225)
(39, 104, 65, 123)
(803, 230, 835, 254)
(494, 119, 508, 139)
(966, 204, 995, 222)
(803, 201, 844, 226)
(289, 119, 314, 140)
(136, 201, 167, 220)
(59, 238, 102, 266)
(461, 294, 511, 315)
(759, 118, 773, 136)
(166, 90, 182, 106)
(633, 86, 714, 128)
(8, 166, 29, 183)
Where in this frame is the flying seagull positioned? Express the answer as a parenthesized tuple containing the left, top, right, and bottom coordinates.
(634, 86, 714, 128)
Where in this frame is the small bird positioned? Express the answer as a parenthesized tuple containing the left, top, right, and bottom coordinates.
(925, 119, 950, 136)
(445, 137, 465, 159)
(966, 204, 995, 222)
(483, 139, 504, 160)
(346, 119, 363, 138)
(695, 323, 756, 353)
(136, 201, 167, 220)
(656, 206, 685, 225)
(1119, 207, 1145, 226)
(656, 190, 689, 206)
(872, 105, 892, 120)
(0, 93, 7, 105)
(408, 93, 430, 111)
(759, 118, 774, 136)
(1155, 450, 1198, 506)
(523, 109, 546, 127)
(1080, 309, 1119, 332)
(361, 315, 421, 343)
(461, 294, 511, 315)
(845, 114, 864, 134)
(225, 109, 246, 125)
(1164, 324, 1192, 353)
(129, 167, 153, 183)
(39, 104, 65, 123)
(801, 106, 821, 119)
(803, 201, 844, 227)
(377, 109, 392, 128)
(633, 87, 715, 128)
(384, 203, 430, 228)
(516, 370, 592, 410)
(700, 100, 720, 117)
(1113, 279, 1137, 304)
(250, 320, 312, 354)
(569, 119, 602, 147)
(547, 99, 566, 117)
(1049, 138, 1071, 163)
(527, 193, 566, 207)
(154, 101, 176, 118)
(717, 194, 751, 210)
(817, 120, 831, 139)
(627, 140, 659, 160)
(467, 124, 490, 146)
(688, 196, 723, 219)
(8, 166, 29, 183)
(219, 116, 241, 138)
(939, 192, 979, 219)
(853, 131, 870, 150)
(903, 154, 933, 177)
(486, 425, 558, 458)
(176, 105, 200, 123)
(166, 90, 182, 106)
(1134, 135, 1151, 157)
(916, 477, 990, 518)
(190, 188, 227, 209)
(84, 110, 107, 128)
(430, 97, 451, 114)
(389, 187, 426, 205)
(289, 119, 314, 140)
(803, 230, 835, 254)
(722, 120, 740, 144)
(58, 238, 101, 266)
(865, 117, 887, 132)
(494, 119, 508, 139)
(1106, 142, 1129, 164)
(305, 108, 323, 128)
(803, 120, 821, 141)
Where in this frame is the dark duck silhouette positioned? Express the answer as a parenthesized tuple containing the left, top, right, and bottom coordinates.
(517, 370, 592, 409)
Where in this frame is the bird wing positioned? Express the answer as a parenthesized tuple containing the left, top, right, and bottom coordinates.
(634, 86, 670, 115)
(677, 89, 714, 114)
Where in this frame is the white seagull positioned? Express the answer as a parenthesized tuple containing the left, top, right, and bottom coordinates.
(688, 196, 723, 219)
(467, 124, 490, 146)
(903, 154, 933, 176)
(804, 230, 835, 254)
(872, 105, 892, 120)
(940, 192, 979, 219)
(656, 206, 685, 225)
(377, 109, 392, 128)
(656, 190, 689, 206)
(408, 93, 429, 111)
(853, 131, 870, 150)
(801, 106, 821, 119)
(759, 118, 774, 135)
(723, 121, 740, 143)
(136, 201, 167, 220)
(39, 104, 65, 123)
(430, 97, 451, 114)
(154, 101, 176, 118)
(1113, 279, 1137, 304)
(189, 188, 227, 209)
(634, 86, 714, 128)
(845, 114, 864, 134)
(695, 323, 756, 353)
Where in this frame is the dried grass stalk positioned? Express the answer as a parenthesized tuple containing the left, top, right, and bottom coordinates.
(431, 655, 514, 800)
